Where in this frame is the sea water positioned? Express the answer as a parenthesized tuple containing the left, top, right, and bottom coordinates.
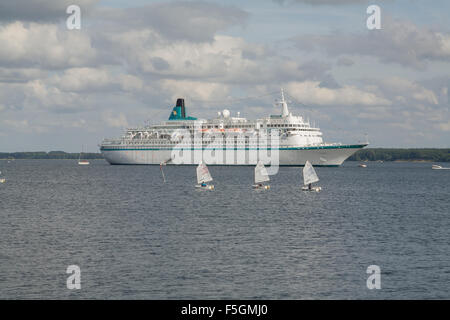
(0, 160, 449, 299)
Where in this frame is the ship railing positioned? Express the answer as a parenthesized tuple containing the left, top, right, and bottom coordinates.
(101, 139, 125, 145)
(101, 139, 344, 148)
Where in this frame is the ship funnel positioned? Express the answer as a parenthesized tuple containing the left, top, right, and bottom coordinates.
(168, 98, 197, 121)
(176, 98, 186, 118)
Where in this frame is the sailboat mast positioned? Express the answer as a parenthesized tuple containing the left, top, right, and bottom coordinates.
(160, 163, 166, 183)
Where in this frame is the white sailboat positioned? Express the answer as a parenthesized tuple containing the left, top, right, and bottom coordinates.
(301, 160, 321, 192)
(78, 146, 90, 165)
(160, 161, 167, 183)
(252, 161, 270, 189)
(432, 164, 450, 170)
(159, 157, 174, 183)
(195, 161, 214, 190)
(0, 171, 5, 183)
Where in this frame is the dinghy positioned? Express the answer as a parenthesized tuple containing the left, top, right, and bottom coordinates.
(78, 146, 90, 165)
(195, 162, 214, 190)
(252, 161, 270, 190)
(432, 164, 450, 170)
(301, 160, 321, 192)
(160, 161, 167, 183)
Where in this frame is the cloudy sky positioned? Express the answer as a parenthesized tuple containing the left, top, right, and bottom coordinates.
(0, 0, 449, 152)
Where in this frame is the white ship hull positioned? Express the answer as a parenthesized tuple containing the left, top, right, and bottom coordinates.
(101, 144, 366, 166)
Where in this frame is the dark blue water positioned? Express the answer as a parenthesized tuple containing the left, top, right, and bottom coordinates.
(0, 160, 449, 299)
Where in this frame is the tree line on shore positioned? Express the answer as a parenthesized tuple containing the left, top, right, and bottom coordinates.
(348, 148, 450, 162)
(0, 151, 103, 160)
(0, 148, 449, 162)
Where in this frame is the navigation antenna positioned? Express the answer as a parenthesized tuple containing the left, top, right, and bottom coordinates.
(274, 88, 291, 117)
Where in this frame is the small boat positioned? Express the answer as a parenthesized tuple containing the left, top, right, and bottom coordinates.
(195, 161, 214, 190)
(432, 165, 450, 170)
(0, 171, 5, 183)
(160, 161, 167, 183)
(252, 161, 270, 190)
(358, 163, 367, 168)
(78, 146, 90, 165)
(301, 160, 321, 192)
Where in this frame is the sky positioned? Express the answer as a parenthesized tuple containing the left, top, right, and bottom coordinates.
(0, 0, 449, 152)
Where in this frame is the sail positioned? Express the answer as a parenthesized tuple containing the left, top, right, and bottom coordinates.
(255, 161, 270, 184)
(303, 160, 319, 185)
(197, 162, 213, 184)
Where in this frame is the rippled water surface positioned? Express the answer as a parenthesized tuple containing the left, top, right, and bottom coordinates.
(0, 160, 449, 299)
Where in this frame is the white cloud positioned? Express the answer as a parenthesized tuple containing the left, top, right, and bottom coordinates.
(94, 2, 248, 42)
(104, 32, 272, 82)
(436, 121, 450, 132)
(293, 18, 450, 69)
(379, 77, 439, 105)
(55, 68, 111, 92)
(0, 0, 99, 22)
(159, 79, 230, 105)
(103, 111, 128, 128)
(275, 0, 371, 4)
(1, 118, 49, 134)
(50, 68, 143, 93)
(285, 81, 391, 106)
(23, 79, 81, 111)
(0, 22, 96, 69)
(3, 119, 29, 128)
(0, 67, 47, 83)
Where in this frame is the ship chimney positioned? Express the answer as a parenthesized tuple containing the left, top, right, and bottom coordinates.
(176, 98, 186, 118)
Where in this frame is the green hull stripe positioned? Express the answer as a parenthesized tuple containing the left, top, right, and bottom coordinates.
(109, 163, 340, 167)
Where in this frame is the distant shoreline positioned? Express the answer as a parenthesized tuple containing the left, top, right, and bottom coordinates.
(347, 148, 449, 162)
(0, 158, 105, 161)
(0, 151, 104, 161)
(1, 148, 449, 162)
(393, 159, 433, 163)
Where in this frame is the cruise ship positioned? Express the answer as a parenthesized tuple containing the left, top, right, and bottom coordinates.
(100, 90, 367, 166)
